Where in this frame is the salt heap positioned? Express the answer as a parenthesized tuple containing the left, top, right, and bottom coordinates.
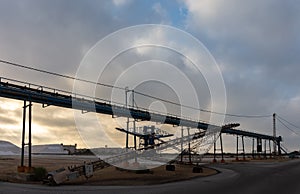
(0, 140, 21, 155)
(31, 144, 68, 155)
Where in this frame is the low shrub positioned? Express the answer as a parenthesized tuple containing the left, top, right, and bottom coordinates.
(33, 167, 48, 181)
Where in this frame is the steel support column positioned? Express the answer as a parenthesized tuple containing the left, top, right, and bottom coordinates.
(252, 138, 255, 159)
(187, 128, 191, 163)
(213, 134, 216, 162)
(28, 101, 32, 167)
(20, 101, 33, 168)
(269, 140, 272, 157)
(264, 139, 267, 159)
(21, 100, 26, 167)
(242, 136, 245, 160)
(181, 126, 184, 162)
(277, 140, 281, 156)
(133, 121, 137, 163)
(132, 90, 136, 151)
(125, 87, 129, 149)
(126, 120, 129, 149)
(236, 136, 239, 160)
(273, 113, 276, 155)
(220, 133, 224, 162)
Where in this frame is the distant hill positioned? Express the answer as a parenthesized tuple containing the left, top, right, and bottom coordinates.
(0, 140, 20, 155)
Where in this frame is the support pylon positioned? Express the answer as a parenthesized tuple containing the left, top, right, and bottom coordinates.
(18, 100, 33, 172)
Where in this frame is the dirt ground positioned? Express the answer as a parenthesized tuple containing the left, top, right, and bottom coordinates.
(0, 155, 218, 186)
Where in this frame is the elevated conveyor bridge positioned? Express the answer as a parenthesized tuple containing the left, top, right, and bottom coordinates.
(0, 77, 284, 171)
(0, 77, 282, 141)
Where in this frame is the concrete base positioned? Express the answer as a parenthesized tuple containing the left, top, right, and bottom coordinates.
(17, 166, 34, 173)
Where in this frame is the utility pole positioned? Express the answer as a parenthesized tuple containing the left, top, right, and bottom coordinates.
(273, 113, 276, 155)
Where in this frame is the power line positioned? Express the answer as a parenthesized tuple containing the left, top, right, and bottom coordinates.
(277, 114, 300, 130)
(135, 91, 272, 118)
(0, 58, 272, 119)
(276, 117, 300, 136)
(201, 111, 272, 118)
(0, 59, 124, 90)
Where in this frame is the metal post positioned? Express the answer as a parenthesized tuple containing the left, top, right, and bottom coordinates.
(125, 87, 128, 108)
(264, 139, 267, 159)
(133, 120, 137, 163)
(273, 113, 276, 155)
(187, 128, 191, 163)
(21, 101, 26, 167)
(257, 138, 262, 158)
(213, 134, 216, 162)
(242, 136, 245, 160)
(126, 122, 129, 149)
(220, 133, 224, 162)
(133, 121, 136, 150)
(132, 90, 136, 150)
(131, 90, 134, 108)
(269, 140, 272, 158)
(236, 136, 239, 160)
(257, 138, 259, 158)
(125, 87, 129, 149)
(126, 121, 129, 149)
(277, 140, 281, 156)
(252, 138, 255, 159)
(28, 101, 32, 167)
(181, 126, 184, 162)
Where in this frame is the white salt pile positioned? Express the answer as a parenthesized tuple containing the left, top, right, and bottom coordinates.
(0, 140, 20, 155)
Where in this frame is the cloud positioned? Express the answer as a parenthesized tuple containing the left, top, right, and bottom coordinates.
(112, 0, 132, 7)
(32, 106, 75, 129)
(182, 0, 300, 111)
(181, 0, 300, 150)
(0, 0, 173, 149)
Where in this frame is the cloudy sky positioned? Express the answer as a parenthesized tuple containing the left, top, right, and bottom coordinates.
(0, 0, 299, 152)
